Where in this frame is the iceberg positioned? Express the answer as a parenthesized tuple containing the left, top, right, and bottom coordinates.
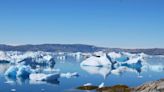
(80, 54, 112, 67)
(29, 73, 60, 84)
(5, 65, 32, 79)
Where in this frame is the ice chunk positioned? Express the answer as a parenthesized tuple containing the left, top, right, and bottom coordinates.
(29, 73, 47, 81)
(17, 65, 32, 78)
(60, 72, 79, 78)
(83, 83, 92, 86)
(98, 82, 104, 88)
(29, 73, 60, 82)
(80, 54, 112, 67)
(5, 65, 32, 79)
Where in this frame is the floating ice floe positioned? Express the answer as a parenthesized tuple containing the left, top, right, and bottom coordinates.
(60, 72, 79, 78)
(80, 53, 112, 67)
(83, 83, 92, 86)
(29, 73, 60, 84)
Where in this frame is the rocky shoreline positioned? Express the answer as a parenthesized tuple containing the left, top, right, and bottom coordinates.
(76, 79, 164, 92)
(132, 79, 164, 92)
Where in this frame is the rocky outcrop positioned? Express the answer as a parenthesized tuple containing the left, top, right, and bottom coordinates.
(76, 79, 164, 92)
(132, 79, 164, 92)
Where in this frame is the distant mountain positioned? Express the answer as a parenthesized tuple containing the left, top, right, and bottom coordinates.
(0, 44, 164, 55)
(0, 44, 104, 52)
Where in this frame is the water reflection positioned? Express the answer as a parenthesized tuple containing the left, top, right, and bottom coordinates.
(0, 56, 164, 92)
(81, 66, 111, 79)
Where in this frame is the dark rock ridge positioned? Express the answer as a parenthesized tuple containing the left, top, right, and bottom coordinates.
(0, 44, 164, 55)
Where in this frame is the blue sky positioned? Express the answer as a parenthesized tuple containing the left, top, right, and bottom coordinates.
(0, 0, 164, 48)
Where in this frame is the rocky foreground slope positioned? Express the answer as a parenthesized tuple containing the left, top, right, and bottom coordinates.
(77, 79, 164, 92)
(132, 79, 164, 92)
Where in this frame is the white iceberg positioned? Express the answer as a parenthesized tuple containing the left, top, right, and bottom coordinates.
(80, 54, 112, 67)
(29, 73, 60, 82)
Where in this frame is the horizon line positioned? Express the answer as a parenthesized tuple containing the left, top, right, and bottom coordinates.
(0, 43, 164, 49)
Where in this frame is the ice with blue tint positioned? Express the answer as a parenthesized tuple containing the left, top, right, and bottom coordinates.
(5, 66, 18, 79)
(5, 65, 32, 79)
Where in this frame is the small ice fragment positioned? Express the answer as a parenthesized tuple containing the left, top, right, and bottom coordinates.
(83, 83, 92, 86)
(98, 82, 104, 88)
(60, 72, 79, 78)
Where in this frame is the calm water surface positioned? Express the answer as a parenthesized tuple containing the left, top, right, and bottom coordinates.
(0, 56, 164, 92)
